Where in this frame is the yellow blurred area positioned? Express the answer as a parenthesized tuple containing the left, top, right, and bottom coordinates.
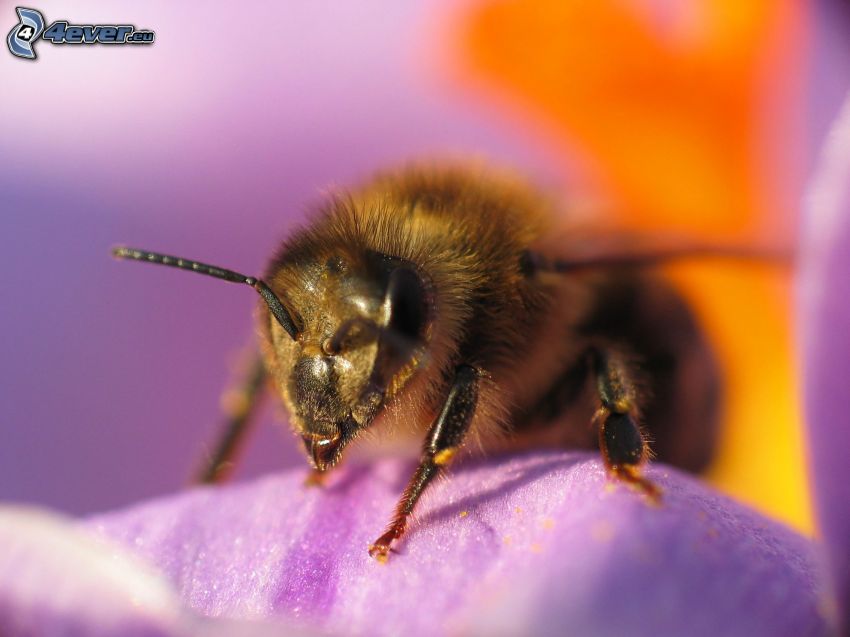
(447, 0, 812, 531)
(669, 264, 810, 533)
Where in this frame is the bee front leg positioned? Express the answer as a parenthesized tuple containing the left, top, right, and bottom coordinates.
(369, 365, 481, 562)
(194, 352, 267, 484)
(592, 349, 661, 503)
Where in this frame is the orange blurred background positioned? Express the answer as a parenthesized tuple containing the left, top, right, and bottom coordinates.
(441, 0, 810, 531)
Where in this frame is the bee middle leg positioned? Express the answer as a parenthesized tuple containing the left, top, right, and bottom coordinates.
(368, 364, 481, 562)
(592, 349, 661, 502)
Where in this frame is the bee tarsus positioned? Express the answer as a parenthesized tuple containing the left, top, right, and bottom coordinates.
(369, 364, 481, 560)
(592, 349, 662, 503)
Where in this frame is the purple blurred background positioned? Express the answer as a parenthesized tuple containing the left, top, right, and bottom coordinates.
(0, 0, 564, 514)
(1, 0, 848, 516)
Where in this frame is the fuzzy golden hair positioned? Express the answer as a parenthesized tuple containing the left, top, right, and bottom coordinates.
(258, 162, 718, 469)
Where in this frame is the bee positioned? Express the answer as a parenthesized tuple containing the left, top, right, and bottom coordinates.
(113, 163, 733, 562)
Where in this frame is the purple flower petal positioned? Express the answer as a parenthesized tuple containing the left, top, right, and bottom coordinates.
(0, 507, 320, 637)
(84, 451, 826, 637)
(800, 92, 850, 632)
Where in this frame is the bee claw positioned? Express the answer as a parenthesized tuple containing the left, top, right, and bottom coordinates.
(368, 542, 392, 563)
(639, 479, 663, 506)
(303, 469, 327, 488)
(612, 465, 663, 505)
(369, 527, 403, 563)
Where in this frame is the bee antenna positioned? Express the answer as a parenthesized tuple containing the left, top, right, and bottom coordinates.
(111, 246, 299, 340)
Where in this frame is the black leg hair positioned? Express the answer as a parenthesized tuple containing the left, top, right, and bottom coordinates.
(369, 365, 481, 562)
(591, 349, 661, 502)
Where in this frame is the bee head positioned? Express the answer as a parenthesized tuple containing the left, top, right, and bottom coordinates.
(263, 253, 431, 471)
(110, 244, 431, 474)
